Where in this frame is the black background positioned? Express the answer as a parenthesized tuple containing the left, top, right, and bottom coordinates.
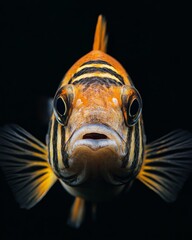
(0, 1, 192, 240)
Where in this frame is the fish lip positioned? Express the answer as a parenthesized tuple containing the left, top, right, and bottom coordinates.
(67, 123, 125, 155)
(71, 139, 118, 152)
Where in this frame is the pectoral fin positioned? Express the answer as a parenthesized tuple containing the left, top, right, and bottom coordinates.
(137, 129, 192, 202)
(0, 125, 57, 209)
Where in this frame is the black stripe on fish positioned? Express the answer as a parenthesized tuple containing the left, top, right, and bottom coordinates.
(70, 67, 124, 84)
(52, 118, 60, 175)
(130, 122, 140, 173)
(71, 77, 123, 88)
(81, 60, 112, 66)
(47, 119, 52, 166)
(61, 125, 69, 168)
(122, 127, 133, 168)
(140, 120, 145, 165)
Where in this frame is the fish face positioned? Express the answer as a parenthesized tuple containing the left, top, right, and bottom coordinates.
(50, 79, 143, 193)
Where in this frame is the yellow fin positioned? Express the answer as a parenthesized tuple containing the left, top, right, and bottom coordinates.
(137, 129, 192, 202)
(93, 14, 108, 52)
(0, 125, 57, 209)
(68, 197, 85, 228)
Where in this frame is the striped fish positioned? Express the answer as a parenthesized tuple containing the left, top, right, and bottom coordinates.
(1, 15, 192, 228)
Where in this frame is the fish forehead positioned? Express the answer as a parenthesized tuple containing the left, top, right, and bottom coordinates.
(60, 50, 132, 86)
(74, 84, 122, 108)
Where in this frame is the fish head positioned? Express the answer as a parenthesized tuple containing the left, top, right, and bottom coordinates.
(50, 52, 144, 200)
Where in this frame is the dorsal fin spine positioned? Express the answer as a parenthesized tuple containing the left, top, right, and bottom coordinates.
(93, 15, 108, 52)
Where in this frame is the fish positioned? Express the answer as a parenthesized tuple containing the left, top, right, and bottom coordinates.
(0, 14, 192, 228)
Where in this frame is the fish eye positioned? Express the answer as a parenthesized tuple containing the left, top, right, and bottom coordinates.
(129, 98, 140, 117)
(56, 97, 67, 116)
(122, 86, 142, 127)
(53, 85, 74, 125)
(127, 96, 142, 126)
(53, 96, 68, 125)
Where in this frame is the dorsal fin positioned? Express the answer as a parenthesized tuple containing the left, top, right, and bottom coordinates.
(93, 15, 108, 52)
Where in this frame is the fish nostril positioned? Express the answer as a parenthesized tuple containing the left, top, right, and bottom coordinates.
(83, 133, 108, 140)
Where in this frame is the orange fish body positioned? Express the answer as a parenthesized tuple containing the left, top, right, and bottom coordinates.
(0, 15, 192, 228)
(48, 15, 144, 202)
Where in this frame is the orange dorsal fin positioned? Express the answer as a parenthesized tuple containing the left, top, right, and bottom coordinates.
(93, 15, 108, 52)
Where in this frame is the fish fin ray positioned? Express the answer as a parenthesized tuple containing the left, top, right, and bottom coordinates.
(0, 124, 57, 209)
(93, 14, 108, 52)
(137, 129, 192, 202)
(68, 197, 85, 228)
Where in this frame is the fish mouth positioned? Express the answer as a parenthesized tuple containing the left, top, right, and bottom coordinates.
(67, 124, 125, 155)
